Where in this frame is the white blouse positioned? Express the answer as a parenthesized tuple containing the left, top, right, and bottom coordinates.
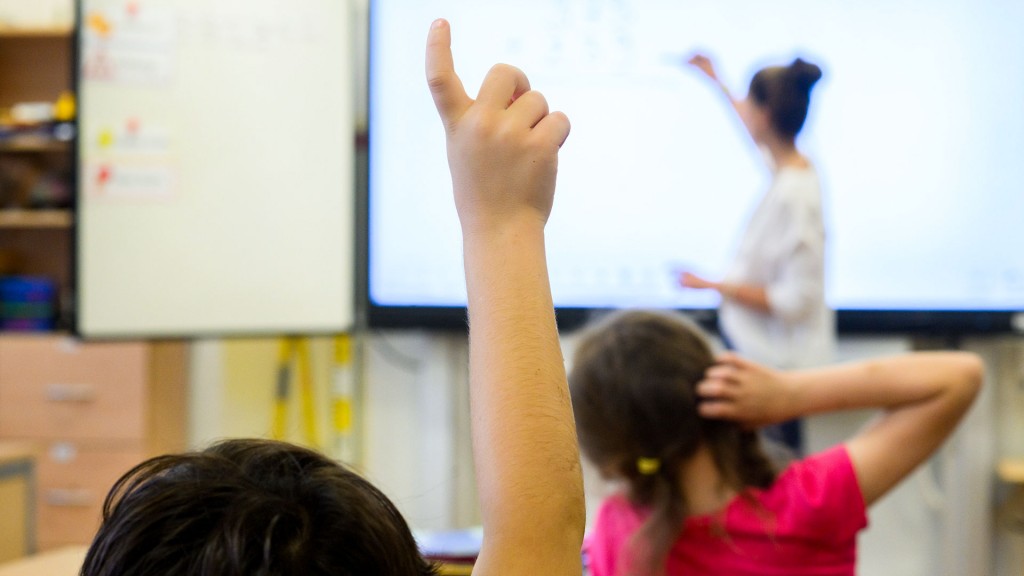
(719, 164, 835, 369)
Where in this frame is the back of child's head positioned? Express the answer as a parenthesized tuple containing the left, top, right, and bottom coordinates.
(568, 310, 776, 572)
(81, 438, 436, 576)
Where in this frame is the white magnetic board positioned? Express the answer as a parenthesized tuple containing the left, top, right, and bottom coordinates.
(77, 0, 354, 337)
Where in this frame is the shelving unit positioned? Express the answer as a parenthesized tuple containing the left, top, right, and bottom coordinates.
(0, 210, 72, 229)
(0, 20, 189, 554)
(0, 140, 70, 154)
(0, 26, 74, 325)
(0, 27, 73, 39)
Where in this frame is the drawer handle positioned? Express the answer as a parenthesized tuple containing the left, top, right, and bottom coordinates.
(45, 383, 97, 404)
(45, 488, 95, 507)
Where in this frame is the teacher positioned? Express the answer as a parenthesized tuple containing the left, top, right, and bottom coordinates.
(680, 54, 834, 453)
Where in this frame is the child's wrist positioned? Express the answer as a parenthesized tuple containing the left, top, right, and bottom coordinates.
(459, 210, 548, 240)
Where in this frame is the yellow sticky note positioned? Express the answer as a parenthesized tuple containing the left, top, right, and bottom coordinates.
(88, 13, 113, 37)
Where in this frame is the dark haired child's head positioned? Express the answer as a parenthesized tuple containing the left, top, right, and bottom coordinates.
(742, 58, 822, 144)
(568, 310, 776, 572)
(81, 438, 436, 576)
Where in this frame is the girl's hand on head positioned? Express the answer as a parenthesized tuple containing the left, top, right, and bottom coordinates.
(696, 353, 795, 427)
(426, 19, 570, 236)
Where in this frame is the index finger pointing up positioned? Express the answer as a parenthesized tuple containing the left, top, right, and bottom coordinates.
(425, 19, 472, 128)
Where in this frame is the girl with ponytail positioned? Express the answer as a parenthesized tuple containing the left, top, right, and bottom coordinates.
(570, 309, 981, 576)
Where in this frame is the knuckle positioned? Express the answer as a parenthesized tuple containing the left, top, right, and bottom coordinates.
(426, 73, 447, 93)
(489, 62, 515, 77)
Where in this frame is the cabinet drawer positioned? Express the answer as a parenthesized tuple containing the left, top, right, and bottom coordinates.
(36, 442, 145, 547)
(0, 337, 148, 440)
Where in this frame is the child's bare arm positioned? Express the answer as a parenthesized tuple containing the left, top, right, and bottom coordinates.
(425, 19, 585, 576)
(697, 351, 983, 505)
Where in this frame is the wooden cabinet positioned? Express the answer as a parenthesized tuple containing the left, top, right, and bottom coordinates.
(0, 335, 187, 550)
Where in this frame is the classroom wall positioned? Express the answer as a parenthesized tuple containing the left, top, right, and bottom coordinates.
(190, 338, 338, 444)
(188, 333, 480, 530)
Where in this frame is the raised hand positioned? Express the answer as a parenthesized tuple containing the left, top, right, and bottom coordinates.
(425, 20, 584, 576)
(425, 19, 570, 235)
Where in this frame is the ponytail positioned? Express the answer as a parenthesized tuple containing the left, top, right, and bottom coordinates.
(625, 454, 688, 576)
(737, 430, 777, 489)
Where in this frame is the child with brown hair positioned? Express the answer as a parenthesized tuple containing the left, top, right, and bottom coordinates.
(570, 309, 982, 576)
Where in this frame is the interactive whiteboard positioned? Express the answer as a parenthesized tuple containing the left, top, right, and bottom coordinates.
(77, 0, 354, 337)
(368, 0, 1024, 331)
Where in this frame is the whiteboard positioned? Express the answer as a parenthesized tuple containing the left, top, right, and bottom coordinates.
(77, 0, 354, 337)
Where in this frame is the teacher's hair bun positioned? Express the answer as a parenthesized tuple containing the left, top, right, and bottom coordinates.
(787, 58, 823, 92)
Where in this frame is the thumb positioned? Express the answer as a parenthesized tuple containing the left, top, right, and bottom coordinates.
(425, 19, 472, 128)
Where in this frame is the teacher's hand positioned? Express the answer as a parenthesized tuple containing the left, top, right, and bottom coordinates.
(687, 53, 720, 82)
(679, 271, 716, 290)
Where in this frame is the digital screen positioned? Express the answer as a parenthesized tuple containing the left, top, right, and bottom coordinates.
(369, 0, 1024, 325)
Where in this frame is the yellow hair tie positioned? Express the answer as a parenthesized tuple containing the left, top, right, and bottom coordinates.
(636, 457, 661, 475)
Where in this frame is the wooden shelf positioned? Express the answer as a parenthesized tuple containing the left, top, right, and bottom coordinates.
(0, 139, 70, 153)
(0, 27, 72, 40)
(0, 210, 72, 229)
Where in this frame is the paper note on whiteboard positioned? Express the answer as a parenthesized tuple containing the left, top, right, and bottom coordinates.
(91, 117, 173, 155)
(84, 116, 175, 200)
(81, 2, 176, 86)
(85, 162, 175, 199)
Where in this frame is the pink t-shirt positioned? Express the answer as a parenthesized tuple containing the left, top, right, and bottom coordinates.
(586, 445, 868, 576)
